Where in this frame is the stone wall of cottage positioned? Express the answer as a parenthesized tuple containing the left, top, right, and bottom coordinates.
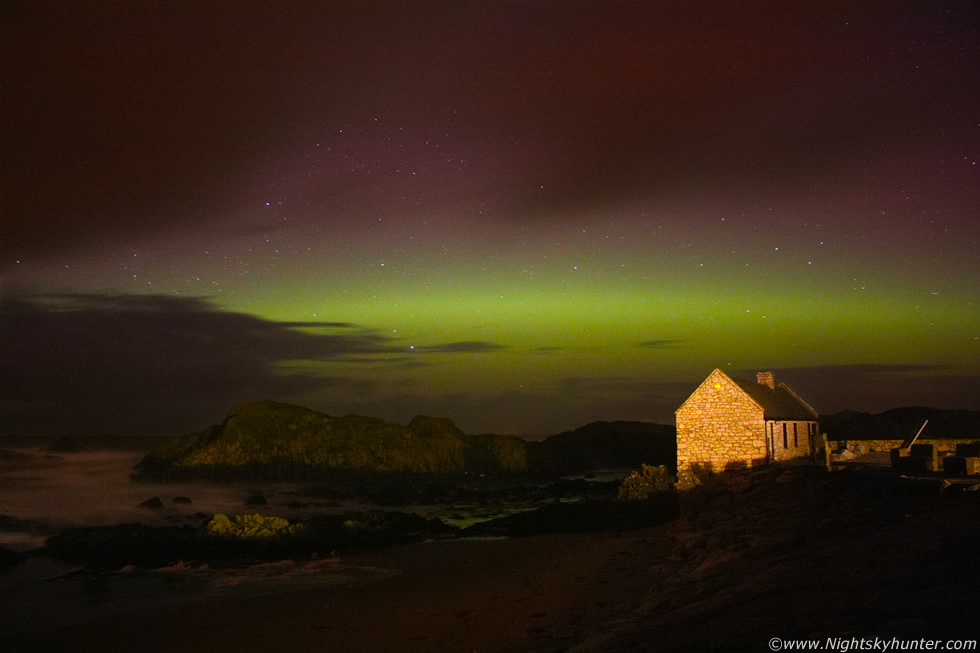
(767, 420, 815, 461)
(675, 369, 767, 487)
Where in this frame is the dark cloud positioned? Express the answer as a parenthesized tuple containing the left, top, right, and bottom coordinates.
(4, 2, 977, 263)
(277, 321, 360, 329)
(635, 340, 684, 349)
(410, 341, 506, 354)
(0, 294, 504, 436)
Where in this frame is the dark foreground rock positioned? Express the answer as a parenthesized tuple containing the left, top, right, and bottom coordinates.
(44, 437, 86, 453)
(0, 449, 63, 465)
(569, 465, 980, 651)
(43, 510, 459, 570)
(0, 546, 26, 573)
(40, 474, 678, 570)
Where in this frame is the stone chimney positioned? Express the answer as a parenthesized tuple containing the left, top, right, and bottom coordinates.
(757, 371, 775, 389)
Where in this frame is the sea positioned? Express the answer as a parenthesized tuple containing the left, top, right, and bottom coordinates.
(0, 437, 404, 638)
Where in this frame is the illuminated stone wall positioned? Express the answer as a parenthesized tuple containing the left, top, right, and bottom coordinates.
(675, 369, 816, 488)
(675, 369, 767, 488)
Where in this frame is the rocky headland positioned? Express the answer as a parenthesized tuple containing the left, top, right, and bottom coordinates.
(131, 400, 529, 481)
(131, 399, 676, 482)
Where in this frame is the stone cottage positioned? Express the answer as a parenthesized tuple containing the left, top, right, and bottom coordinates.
(674, 369, 819, 487)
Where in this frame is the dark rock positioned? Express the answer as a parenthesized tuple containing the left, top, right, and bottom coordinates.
(138, 497, 164, 510)
(0, 514, 46, 533)
(43, 510, 460, 569)
(45, 523, 209, 568)
(171, 496, 192, 505)
(0, 449, 63, 464)
(44, 437, 85, 453)
(244, 493, 267, 506)
(0, 546, 26, 574)
(0, 448, 33, 461)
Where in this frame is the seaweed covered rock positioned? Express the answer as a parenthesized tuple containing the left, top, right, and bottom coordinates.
(206, 513, 303, 538)
(132, 400, 527, 481)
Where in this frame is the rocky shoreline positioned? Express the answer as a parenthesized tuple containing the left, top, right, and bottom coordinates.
(2, 463, 976, 652)
(16, 473, 678, 572)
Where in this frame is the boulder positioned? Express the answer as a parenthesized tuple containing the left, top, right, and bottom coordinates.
(617, 464, 673, 501)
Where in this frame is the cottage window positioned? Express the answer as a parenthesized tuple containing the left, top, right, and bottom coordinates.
(782, 424, 788, 448)
(793, 423, 798, 447)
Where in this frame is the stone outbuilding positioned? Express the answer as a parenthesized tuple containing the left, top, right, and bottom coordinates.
(674, 369, 819, 487)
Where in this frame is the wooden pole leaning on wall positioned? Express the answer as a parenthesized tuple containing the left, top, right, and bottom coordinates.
(906, 420, 928, 451)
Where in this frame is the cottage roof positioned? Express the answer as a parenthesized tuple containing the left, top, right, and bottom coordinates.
(733, 378, 818, 421)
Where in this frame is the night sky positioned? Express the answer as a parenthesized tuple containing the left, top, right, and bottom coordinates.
(2, 1, 977, 438)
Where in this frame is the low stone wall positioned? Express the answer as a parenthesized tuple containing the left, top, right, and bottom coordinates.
(829, 438, 978, 455)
